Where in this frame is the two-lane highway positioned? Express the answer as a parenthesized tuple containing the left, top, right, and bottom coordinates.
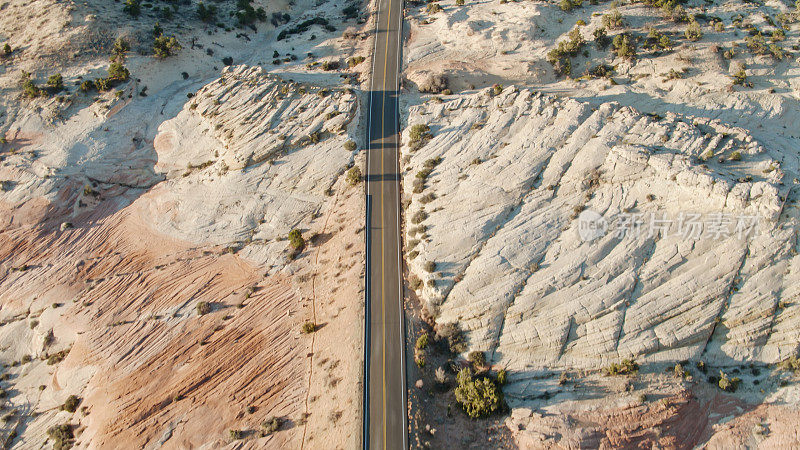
(363, 0, 406, 447)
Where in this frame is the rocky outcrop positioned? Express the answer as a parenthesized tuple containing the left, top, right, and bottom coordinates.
(401, 86, 798, 376)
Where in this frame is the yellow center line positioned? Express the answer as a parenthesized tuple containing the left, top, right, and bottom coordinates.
(380, 0, 392, 448)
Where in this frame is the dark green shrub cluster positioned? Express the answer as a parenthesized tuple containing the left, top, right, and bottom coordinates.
(732, 64, 749, 87)
(415, 333, 429, 350)
(48, 424, 74, 450)
(685, 21, 703, 41)
(344, 140, 357, 151)
(612, 33, 636, 60)
(602, 9, 624, 29)
(714, 370, 740, 392)
(343, 4, 359, 19)
(123, 0, 140, 17)
(645, 28, 672, 51)
(547, 28, 585, 76)
(408, 124, 432, 151)
(346, 166, 362, 185)
(20, 72, 41, 98)
(436, 322, 467, 354)
(559, 0, 582, 12)
(321, 60, 340, 71)
(454, 368, 503, 418)
(778, 354, 800, 372)
(587, 64, 613, 78)
(593, 27, 609, 49)
(3, 43, 11, 57)
(642, 0, 688, 22)
(236, 0, 267, 26)
(61, 395, 80, 413)
(153, 35, 181, 58)
(277, 17, 335, 41)
(197, 2, 217, 23)
(288, 229, 305, 250)
(468, 350, 486, 367)
(602, 358, 639, 376)
(347, 56, 365, 68)
(301, 321, 316, 334)
(261, 417, 281, 435)
(196, 301, 211, 315)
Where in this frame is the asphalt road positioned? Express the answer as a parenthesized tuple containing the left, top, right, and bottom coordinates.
(363, 0, 406, 447)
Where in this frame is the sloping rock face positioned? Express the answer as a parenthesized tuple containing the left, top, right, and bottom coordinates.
(401, 86, 798, 376)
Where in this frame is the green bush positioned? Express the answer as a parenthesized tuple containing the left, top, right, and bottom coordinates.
(346, 166, 362, 185)
(48, 424, 74, 450)
(436, 322, 467, 354)
(612, 33, 636, 60)
(685, 21, 703, 41)
(778, 355, 800, 372)
(301, 321, 316, 334)
(288, 229, 305, 249)
(2, 43, 11, 56)
(153, 36, 181, 58)
(20, 72, 41, 98)
(456, 0, 465, 5)
(344, 140, 357, 151)
(347, 56, 365, 68)
(123, 0, 140, 16)
(108, 62, 130, 81)
(197, 2, 217, 22)
(559, 0, 582, 12)
(593, 27, 609, 48)
(409, 124, 431, 142)
(732, 65, 748, 86)
(261, 417, 281, 435)
(415, 333, 429, 350)
(229, 429, 244, 440)
(602, 9, 623, 29)
(602, 358, 639, 376)
(62, 395, 80, 413)
(111, 38, 129, 62)
(196, 301, 211, 315)
(496, 369, 507, 385)
(717, 370, 740, 392)
(454, 368, 503, 418)
(468, 350, 486, 367)
(547, 28, 585, 76)
(47, 73, 63, 91)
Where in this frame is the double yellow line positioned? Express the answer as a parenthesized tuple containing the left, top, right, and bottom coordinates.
(379, 0, 393, 448)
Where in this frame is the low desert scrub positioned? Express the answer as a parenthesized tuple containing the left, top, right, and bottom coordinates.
(409, 274, 423, 290)
(261, 417, 281, 435)
(419, 74, 448, 94)
(415, 333, 429, 350)
(547, 28, 585, 76)
(153, 36, 181, 59)
(409, 124, 431, 143)
(612, 33, 636, 60)
(468, 350, 486, 368)
(411, 210, 428, 224)
(278, 17, 335, 41)
(196, 301, 211, 316)
(423, 261, 436, 272)
(229, 429, 244, 440)
(602, 358, 639, 376)
(778, 355, 800, 372)
(346, 166, 362, 185)
(454, 368, 503, 418)
(559, 0, 582, 12)
(301, 321, 317, 334)
(436, 322, 467, 354)
(602, 9, 624, 29)
(685, 21, 703, 41)
(715, 370, 741, 392)
(344, 140, 357, 151)
(435, 366, 448, 385)
(48, 424, 74, 450)
(61, 395, 80, 413)
(288, 229, 305, 250)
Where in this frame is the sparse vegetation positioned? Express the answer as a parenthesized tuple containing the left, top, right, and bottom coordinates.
(415, 333, 429, 350)
(612, 33, 636, 60)
(301, 321, 317, 334)
(346, 166, 362, 185)
(288, 229, 305, 250)
(602, 9, 624, 29)
(48, 423, 74, 450)
(62, 395, 80, 413)
(454, 368, 503, 418)
(344, 140, 357, 151)
(717, 370, 741, 392)
(685, 21, 703, 41)
(602, 358, 639, 376)
(261, 417, 281, 435)
(153, 36, 181, 59)
(196, 301, 211, 316)
(436, 322, 467, 354)
(468, 350, 486, 368)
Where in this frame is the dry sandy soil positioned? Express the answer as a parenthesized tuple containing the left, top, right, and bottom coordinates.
(400, 0, 800, 447)
(0, 0, 374, 447)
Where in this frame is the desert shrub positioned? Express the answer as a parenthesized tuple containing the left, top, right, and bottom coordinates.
(602, 9, 623, 29)
(409, 124, 431, 142)
(778, 355, 800, 372)
(229, 429, 244, 440)
(111, 38, 129, 63)
(196, 301, 211, 315)
(714, 21, 725, 32)
(346, 166, 362, 185)
(48, 424, 74, 450)
(47, 73, 63, 91)
(468, 350, 486, 367)
(108, 62, 130, 81)
(20, 72, 41, 98)
(197, 2, 217, 22)
(593, 27, 609, 48)
(62, 395, 80, 413)
(436, 322, 467, 354)
(612, 33, 636, 60)
(559, 0, 582, 12)
(685, 21, 703, 41)
(321, 60, 340, 71)
(411, 210, 428, 225)
(343, 4, 359, 19)
(301, 321, 317, 334)
(236, 0, 267, 25)
(344, 140, 357, 151)
(426, 2, 442, 13)
(277, 17, 334, 41)
(123, 0, 140, 17)
(673, 363, 687, 379)
(409, 274, 423, 290)
(496, 369, 507, 385)
(729, 150, 742, 161)
(547, 28, 585, 76)
(416, 333, 429, 350)
(588, 64, 613, 78)
(602, 358, 639, 376)
(261, 417, 281, 435)
(423, 261, 436, 272)
(768, 44, 785, 59)
(3, 43, 11, 56)
(288, 229, 305, 249)
(419, 74, 448, 94)
(454, 368, 503, 418)
(732, 64, 748, 86)
(492, 84, 503, 96)
(153, 36, 181, 58)
(717, 370, 740, 392)
(456, 0, 465, 5)
(347, 56, 365, 67)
